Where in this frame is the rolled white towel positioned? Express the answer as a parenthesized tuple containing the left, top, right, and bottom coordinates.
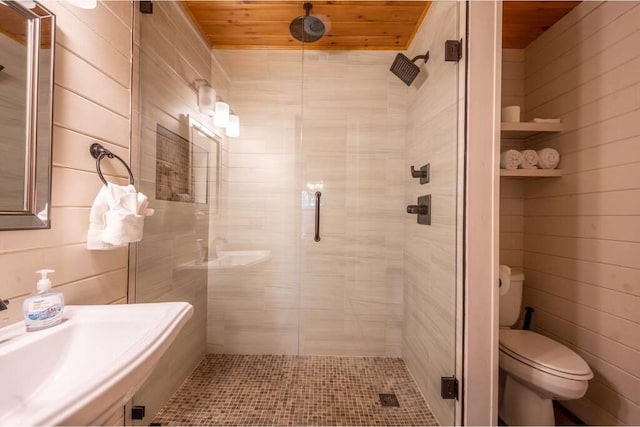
(536, 148, 560, 169)
(500, 149, 523, 170)
(532, 118, 561, 123)
(518, 150, 539, 169)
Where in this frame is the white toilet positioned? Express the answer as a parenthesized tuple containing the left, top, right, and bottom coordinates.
(498, 265, 593, 426)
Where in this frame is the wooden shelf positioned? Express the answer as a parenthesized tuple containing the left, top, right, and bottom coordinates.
(501, 121, 563, 139)
(500, 169, 563, 178)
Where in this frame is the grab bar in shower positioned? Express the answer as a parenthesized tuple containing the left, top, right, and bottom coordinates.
(314, 191, 321, 242)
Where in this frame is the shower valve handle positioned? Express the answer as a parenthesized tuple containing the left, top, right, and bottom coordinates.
(406, 205, 428, 215)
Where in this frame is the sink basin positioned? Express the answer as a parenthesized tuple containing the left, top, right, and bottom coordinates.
(178, 250, 271, 270)
(0, 302, 193, 426)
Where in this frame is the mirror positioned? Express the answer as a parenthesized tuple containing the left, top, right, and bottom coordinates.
(189, 116, 220, 213)
(0, 1, 54, 230)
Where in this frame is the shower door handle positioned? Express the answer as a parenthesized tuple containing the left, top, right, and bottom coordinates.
(314, 191, 321, 242)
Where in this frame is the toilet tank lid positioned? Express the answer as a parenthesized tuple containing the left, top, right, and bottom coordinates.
(499, 329, 592, 377)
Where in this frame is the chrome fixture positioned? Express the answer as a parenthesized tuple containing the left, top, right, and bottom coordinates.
(211, 236, 228, 259)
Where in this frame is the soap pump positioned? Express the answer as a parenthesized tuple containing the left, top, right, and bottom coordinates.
(22, 269, 65, 331)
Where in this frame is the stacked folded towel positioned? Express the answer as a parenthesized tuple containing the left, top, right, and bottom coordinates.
(500, 150, 523, 170)
(518, 150, 538, 169)
(536, 148, 560, 169)
(500, 148, 560, 170)
(87, 183, 154, 250)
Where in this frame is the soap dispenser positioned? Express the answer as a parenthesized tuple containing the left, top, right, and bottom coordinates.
(23, 269, 64, 331)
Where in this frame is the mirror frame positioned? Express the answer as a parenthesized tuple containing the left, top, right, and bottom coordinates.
(0, 1, 55, 230)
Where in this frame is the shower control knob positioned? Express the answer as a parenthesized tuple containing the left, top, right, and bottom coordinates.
(406, 205, 428, 215)
(407, 194, 431, 225)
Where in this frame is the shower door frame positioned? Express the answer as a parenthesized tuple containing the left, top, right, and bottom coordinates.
(462, 1, 503, 425)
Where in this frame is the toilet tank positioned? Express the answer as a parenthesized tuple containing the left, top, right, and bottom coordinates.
(499, 267, 525, 327)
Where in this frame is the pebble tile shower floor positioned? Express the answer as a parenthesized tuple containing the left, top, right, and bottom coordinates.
(154, 354, 439, 426)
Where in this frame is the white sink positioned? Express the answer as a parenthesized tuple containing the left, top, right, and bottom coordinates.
(178, 250, 271, 270)
(0, 302, 193, 426)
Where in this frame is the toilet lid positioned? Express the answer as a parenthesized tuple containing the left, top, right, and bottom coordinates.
(499, 329, 592, 378)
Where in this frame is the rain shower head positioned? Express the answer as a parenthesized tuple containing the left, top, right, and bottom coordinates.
(290, 2, 325, 43)
(390, 51, 429, 86)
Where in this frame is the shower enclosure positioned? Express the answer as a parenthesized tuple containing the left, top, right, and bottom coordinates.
(131, 2, 465, 425)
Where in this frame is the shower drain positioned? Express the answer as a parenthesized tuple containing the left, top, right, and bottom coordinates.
(379, 393, 400, 407)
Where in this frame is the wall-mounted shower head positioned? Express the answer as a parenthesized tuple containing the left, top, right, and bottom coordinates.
(390, 51, 429, 86)
(290, 2, 325, 43)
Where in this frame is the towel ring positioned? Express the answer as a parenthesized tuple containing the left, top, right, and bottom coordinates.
(89, 143, 134, 186)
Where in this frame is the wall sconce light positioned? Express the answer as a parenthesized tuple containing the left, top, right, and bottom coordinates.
(194, 79, 216, 116)
(226, 114, 240, 138)
(65, 0, 97, 9)
(213, 101, 230, 128)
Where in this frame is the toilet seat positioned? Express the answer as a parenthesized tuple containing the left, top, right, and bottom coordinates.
(499, 329, 592, 380)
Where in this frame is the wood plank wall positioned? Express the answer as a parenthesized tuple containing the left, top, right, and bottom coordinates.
(0, 1, 132, 328)
(521, 2, 640, 424)
(500, 49, 525, 269)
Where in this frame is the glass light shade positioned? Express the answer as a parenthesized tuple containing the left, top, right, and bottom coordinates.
(198, 84, 216, 116)
(65, 0, 97, 9)
(213, 101, 230, 128)
(17, 1, 37, 9)
(226, 114, 240, 138)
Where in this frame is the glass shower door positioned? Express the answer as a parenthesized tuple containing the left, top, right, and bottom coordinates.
(298, 2, 463, 424)
(296, 49, 407, 357)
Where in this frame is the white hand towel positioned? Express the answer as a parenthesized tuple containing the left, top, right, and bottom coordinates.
(101, 210, 145, 246)
(536, 148, 560, 169)
(500, 149, 523, 170)
(87, 185, 126, 250)
(518, 150, 539, 169)
(87, 183, 154, 250)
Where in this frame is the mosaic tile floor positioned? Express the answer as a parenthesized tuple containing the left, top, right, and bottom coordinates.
(154, 354, 439, 426)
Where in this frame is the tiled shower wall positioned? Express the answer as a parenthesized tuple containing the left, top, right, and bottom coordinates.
(521, 2, 640, 425)
(0, 1, 132, 327)
(402, 2, 460, 426)
(131, 2, 212, 423)
(208, 48, 406, 356)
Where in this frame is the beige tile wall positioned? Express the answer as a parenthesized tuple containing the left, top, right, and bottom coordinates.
(131, 2, 211, 423)
(0, 1, 132, 328)
(209, 46, 406, 356)
(402, 2, 460, 425)
(521, 2, 640, 424)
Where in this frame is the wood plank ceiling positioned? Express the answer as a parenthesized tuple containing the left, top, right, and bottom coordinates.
(502, 1, 581, 49)
(182, 1, 582, 51)
(182, 1, 431, 50)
